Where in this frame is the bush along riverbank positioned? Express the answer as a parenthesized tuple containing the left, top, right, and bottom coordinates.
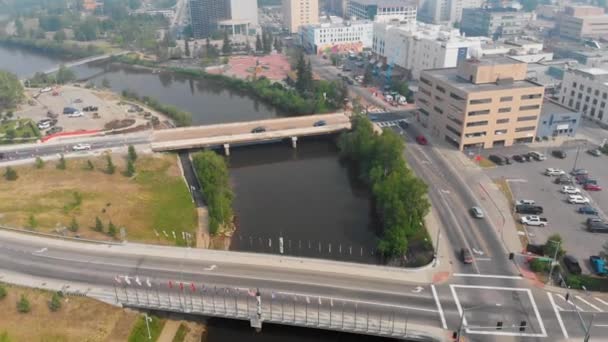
(121, 89, 192, 127)
(191, 151, 234, 236)
(168, 67, 347, 115)
(338, 115, 432, 265)
(0, 37, 104, 59)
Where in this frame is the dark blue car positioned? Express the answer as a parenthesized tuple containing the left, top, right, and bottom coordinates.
(578, 206, 599, 215)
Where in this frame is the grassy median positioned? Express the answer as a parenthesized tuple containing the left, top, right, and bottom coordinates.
(0, 153, 197, 244)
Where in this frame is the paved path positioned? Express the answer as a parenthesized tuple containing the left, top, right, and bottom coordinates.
(157, 320, 181, 342)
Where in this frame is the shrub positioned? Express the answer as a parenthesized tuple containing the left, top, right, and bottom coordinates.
(34, 157, 44, 169)
(106, 155, 115, 174)
(17, 295, 30, 313)
(86, 159, 94, 171)
(126, 158, 135, 177)
(94, 216, 104, 232)
(108, 221, 117, 237)
(0, 285, 7, 300)
(68, 217, 79, 232)
(27, 214, 37, 229)
(56, 154, 66, 170)
(4, 167, 17, 181)
(48, 292, 62, 312)
(529, 258, 551, 273)
(128, 145, 137, 161)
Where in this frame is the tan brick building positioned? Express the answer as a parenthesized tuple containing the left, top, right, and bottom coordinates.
(282, 0, 319, 33)
(558, 5, 608, 40)
(415, 57, 545, 150)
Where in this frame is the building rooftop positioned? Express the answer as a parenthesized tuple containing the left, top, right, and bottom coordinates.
(423, 67, 542, 93)
(541, 100, 577, 116)
(578, 67, 608, 76)
(467, 55, 526, 66)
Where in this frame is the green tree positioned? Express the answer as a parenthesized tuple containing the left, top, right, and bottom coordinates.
(108, 221, 117, 237)
(0, 70, 25, 111)
(255, 34, 262, 51)
(544, 234, 565, 258)
(55, 65, 76, 84)
(27, 214, 37, 229)
(15, 19, 25, 37)
(35, 157, 44, 169)
(128, 145, 138, 161)
(86, 159, 94, 170)
(125, 158, 135, 177)
(0, 331, 9, 342)
(101, 78, 111, 88)
(49, 292, 62, 312)
(221, 31, 232, 55)
(68, 217, 79, 232)
(4, 167, 17, 181)
(94, 216, 104, 232)
(74, 17, 99, 41)
(184, 39, 190, 57)
(57, 154, 66, 170)
(105, 155, 115, 174)
(363, 64, 373, 86)
(0, 284, 7, 300)
(295, 51, 312, 94)
(17, 295, 30, 313)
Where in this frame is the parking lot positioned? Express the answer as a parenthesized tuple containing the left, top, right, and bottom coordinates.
(483, 143, 608, 273)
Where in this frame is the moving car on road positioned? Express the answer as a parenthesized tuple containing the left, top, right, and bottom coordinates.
(561, 186, 581, 194)
(470, 206, 484, 219)
(416, 135, 428, 145)
(313, 120, 326, 127)
(72, 143, 91, 151)
(251, 126, 266, 133)
(520, 215, 548, 226)
(568, 195, 590, 204)
(578, 205, 599, 215)
(588, 149, 602, 157)
(461, 248, 473, 264)
(563, 255, 582, 275)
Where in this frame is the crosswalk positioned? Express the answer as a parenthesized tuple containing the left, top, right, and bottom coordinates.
(374, 119, 408, 128)
(551, 292, 608, 313)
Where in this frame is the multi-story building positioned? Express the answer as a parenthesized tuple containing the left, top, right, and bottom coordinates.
(326, 0, 348, 17)
(460, 8, 534, 39)
(282, 0, 319, 33)
(218, 0, 259, 36)
(301, 17, 374, 54)
(415, 57, 545, 150)
(559, 67, 608, 126)
(558, 5, 608, 41)
(537, 100, 581, 139)
(372, 21, 487, 80)
(346, 0, 417, 22)
(418, 0, 482, 25)
(189, 0, 229, 38)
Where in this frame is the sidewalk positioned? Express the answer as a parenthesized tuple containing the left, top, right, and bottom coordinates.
(157, 320, 181, 342)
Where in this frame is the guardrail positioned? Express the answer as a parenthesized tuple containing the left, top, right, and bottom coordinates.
(0, 224, 121, 246)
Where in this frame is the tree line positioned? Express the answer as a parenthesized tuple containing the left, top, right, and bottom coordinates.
(121, 89, 192, 127)
(338, 116, 430, 258)
(0, 70, 24, 111)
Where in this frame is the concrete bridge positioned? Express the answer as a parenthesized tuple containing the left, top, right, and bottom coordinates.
(22, 51, 131, 80)
(151, 113, 351, 154)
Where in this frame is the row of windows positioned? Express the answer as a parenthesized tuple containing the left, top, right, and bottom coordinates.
(465, 116, 537, 127)
(468, 94, 541, 105)
(466, 106, 539, 115)
(570, 82, 608, 99)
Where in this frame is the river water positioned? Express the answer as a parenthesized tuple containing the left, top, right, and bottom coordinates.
(0, 45, 394, 342)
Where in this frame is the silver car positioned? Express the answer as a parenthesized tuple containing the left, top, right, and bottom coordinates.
(470, 206, 484, 219)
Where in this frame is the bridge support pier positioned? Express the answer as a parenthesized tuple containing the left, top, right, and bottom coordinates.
(291, 136, 298, 149)
(223, 143, 230, 156)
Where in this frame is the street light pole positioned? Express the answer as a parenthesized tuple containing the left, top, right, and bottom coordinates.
(584, 313, 596, 342)
(547, 239, 561, 285)
(144, 313, 152, 340)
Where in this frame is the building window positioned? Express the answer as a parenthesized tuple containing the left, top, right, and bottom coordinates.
(595, 90, 600, 96)
(578, 93, 583, 99)
(445, 125, 461, 136)
(436, 85, 446, 93)
(470, 98, 492, 104)
(603, 93, 607, 99)
(601, 102, 606, 108)
(448, 115, 463, 126)
(521, 94, 542, 100)
(572, 81, 577, 88)
(497, 118, 509, 124)
(450, 92, 464, 101)
(419, 108, 430, 116)
(500, 96, 513, 102)
(576, 102, 580, 110)
(517, 115, 538, 122)
(433, 106, 444, 114)
(587, 87, 592, 93)
(498, 107, 511, 113)
(593, 99, 598, 105)
(468, 109, 490, 116)
(495, 129, 508, 135)
(586, 96, 590, 102)
(466, 120, 488, 127)
(515, 126, 536, 132)
(571, 90, 575, 96)
(420, 77, 432, 86)
(520, 105, 540, 111)
(435, 96, 443, 102)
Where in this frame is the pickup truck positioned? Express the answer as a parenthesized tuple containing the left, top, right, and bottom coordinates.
(520, 215, 548, 226)
(590, 256, 608, 275)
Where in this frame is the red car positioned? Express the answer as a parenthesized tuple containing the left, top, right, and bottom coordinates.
(416, 135, 428, 145)
(584, 183, 602, 191)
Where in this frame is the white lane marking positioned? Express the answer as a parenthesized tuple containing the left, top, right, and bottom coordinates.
(472, 248, 484, 256)
(595, 297, 608, 307)
(474, 258, 492, 261)
(453, 273, 523, 280)
(575, 296, 603, 312)
(412, 286, 424, 293)
(557, 294, 584, 312)
(594, 324, 608, 327)
(431, 285, 447, 329)
(34, 247, 48, 254)
(204, 265, 217, 271)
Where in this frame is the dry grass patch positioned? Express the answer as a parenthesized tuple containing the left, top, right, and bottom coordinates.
(0, 284, 137, 342)
(0, 153, 197, 244)
(494, 178, 528, 247)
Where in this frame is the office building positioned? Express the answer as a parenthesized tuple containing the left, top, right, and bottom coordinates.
(418, 0, 482, 25)
(558, 5, 608, 41)
(301, 17, 374, 54)
(282, 0, 319, 33)
(537, 100, 581, 139)
(346, 0, 417, 22)
(189, 0, 229, 38)
(415, 57, 545, 150)
(218, 0, 259, 36)
(460, 8, 534, 39)
(373, 21, 487, 80)
(326, 0, 348, 17)
(559, 67, 608, 126)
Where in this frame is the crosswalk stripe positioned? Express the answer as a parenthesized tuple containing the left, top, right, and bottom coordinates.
(595, 297, 608, 307)
(576, 296, 603, 312)
(557, 294, 584, 312)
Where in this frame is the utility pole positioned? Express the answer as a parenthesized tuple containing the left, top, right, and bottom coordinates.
(547, 239, 561, 285)
(144, 313, 152, 340)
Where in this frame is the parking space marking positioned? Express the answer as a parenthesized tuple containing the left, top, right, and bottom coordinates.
(453, 273, 522, 280)
(576, 296, 603, 312)
(431, 285, 447, 329)
(595, 298, 608, 307)
(548, 292, 569, 339)
(450, 284, 547, 338)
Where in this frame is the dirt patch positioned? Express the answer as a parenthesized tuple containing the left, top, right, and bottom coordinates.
(494, 178, 528, 247)
(0, 284, 137, 342)
(104, 119, 136, 130)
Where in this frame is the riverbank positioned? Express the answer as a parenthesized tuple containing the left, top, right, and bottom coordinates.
(0, 37, 104, 59)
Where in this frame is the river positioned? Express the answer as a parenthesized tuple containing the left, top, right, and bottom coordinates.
(0, 45, 394, 342)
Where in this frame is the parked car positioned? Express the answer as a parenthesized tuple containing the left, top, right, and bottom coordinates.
(587, 217, 605, 226)
(46, 110, 58, 118)
(584, 183, 602, 191)
(489, 154, 510, 165)
(72, 143, 91, 151)
(46, 126, 63, 135)
(563, 255, 582, 275)
(520, 215, 548, 226)
(589, 221, 608, 233)
(545, 168, 566, 176)
(470, 206, 484, 219)
(416, 135, 428, 145)
(251, 126, 266, 133)
(516, 199, 536, 206)
(554, 176, 574, 185)
(67, 111, 83, 118)
(580, 179, 598, 186)
(552, 150, 567, 159)
(590, 256, 608, 275)
(516, 204, 544, 214)
(561, 186, 581, 194)
(571, 168, 589, 176)
(63, 107, 78, 114)
(576, 174, 590, 183)
(526, 243, 544, 255)
(313, 120, 326, 127)
(512, 154, 525, 162)
(588, 149, 602, 157)
(461, 248, 473, 264)
(578, 205, 599, 215)
(528, 151, 546, 161)
(568, 195, 590, 204)
(398, 120, 408, 129)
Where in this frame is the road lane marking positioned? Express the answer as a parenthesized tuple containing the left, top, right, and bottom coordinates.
(453, 273, 522, 280)
(557, 294, 584, 312)
(594, 324, 608, 327)
(548, 293, 569, 338)
(595, 297, 608, 307)
(576, 296, 603, 312)
(34, 247, 48, 254)
(412, 286, 424, 293)
(474, 258, 492, 261)
(431, 285, 447, 329)
(204, 265, 217, 271)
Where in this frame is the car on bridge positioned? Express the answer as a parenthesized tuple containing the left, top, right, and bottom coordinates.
(313, 120, 326, 127)
(72, 143, 91, 151)
(251, 126, 266, 133)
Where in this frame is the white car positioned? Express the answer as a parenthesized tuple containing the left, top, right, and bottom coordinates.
(72, 143, 91, 151)
(568, 195, 590, 204)
(561, 186, 581, 194)
(545, 168, 566, 176)
(515, 199, 536, 206)
(67, 111, 83, 118)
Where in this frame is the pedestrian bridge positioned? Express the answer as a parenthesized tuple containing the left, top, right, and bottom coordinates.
(150, 113, 351, 154)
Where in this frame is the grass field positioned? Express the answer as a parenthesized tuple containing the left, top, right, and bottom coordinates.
(0, 284, 138, 342)
(128, 315, 165, 342)
(0, 119, 40, 143)
(0, 153, 197, 244)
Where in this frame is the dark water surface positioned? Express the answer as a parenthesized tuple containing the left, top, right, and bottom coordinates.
(0, 44, 67, 78)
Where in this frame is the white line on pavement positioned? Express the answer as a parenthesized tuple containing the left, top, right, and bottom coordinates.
(453, 273, 523, 280)
(594, 324, 608, 327)
(576, 296, 603, 312)
(595, 297, 608, 307)
(547, 292, 569, 338)
(431, 285, 447, 329)
(557, 294, 584, 312)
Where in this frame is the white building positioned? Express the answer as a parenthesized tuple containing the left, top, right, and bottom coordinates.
(301, 16, 374, 54)
(346, 0, 417, 23)
(372, 20, 488, 79)
(479, 38, 553, 63)
(418, 0, 482, 25)
(218, 0, 260, 36)
(559, 67, 608, 126)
